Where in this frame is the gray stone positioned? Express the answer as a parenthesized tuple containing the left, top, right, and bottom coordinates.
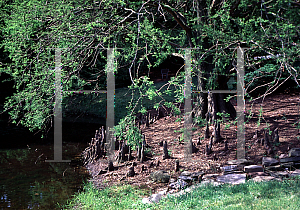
(169, 178, 176, 183)
(221, 165, 238, 172)
(280, 162, 294, 168)
(217, 173, 246, 185)
(227, 159, 253, 166)
(247, 172, 268, 178)
(158, 189, 168, 196)
(178, 175, 193, 182)
(252, 176, 276, 182)
(223, 171, 244, 175)
(291, 169, 300, 177)
(142, 197, 152, 204)
(288, 148, 300, 157)
(149, 193, 162, 203)
(200, 179, 223, 186)
(244, 165, 264, 173)
(262, 157, 279, 167)
(280, 156, 300, 163)
(279, 154, 288, 159)
(265, 165, 284, 171)
(203, 174, 219, 180)
(191, 172, 205, 180)
(150, 170, 170, 183)
(272, 171, 289, 178)
(180, 171, 192, 176)
(169, 179, 189, 189)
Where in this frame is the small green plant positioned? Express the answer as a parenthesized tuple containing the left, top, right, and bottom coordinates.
(174, 128, 185, 133)
(144, 148, 152, 156)
(216, 111, 230, 123)
(114, 114, 143, 151)
(175, 117, 182, 122)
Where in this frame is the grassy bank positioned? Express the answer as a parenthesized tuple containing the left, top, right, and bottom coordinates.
(62, 176, 300, 210)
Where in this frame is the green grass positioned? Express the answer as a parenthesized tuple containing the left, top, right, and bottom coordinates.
(63, 176, 300, 210)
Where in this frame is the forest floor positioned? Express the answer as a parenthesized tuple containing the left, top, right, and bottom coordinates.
(85, 90, 300, 195)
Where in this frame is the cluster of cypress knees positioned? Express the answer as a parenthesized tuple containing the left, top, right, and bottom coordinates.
(82, 108, 280, 176)
(81, 106, 170, 169)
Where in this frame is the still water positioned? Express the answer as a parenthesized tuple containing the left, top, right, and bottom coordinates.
(0, 120, 101, 209)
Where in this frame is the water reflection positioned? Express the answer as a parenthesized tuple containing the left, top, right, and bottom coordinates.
(0, 143, 89, 209)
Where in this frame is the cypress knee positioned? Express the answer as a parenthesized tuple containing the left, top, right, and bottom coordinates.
(274, 128, 279, 144)
(127, 163, 135, 177)
(108, 160, 114, 171)
(224, 140, 228, 151)
(205, 122, 210, 139)
(140, 142, 145, 162)
(175, 159, 179, 172)
(163, 140, 170, 159)
(197, 136, 201, 145)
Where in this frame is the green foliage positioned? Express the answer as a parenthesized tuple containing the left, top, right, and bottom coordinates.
(113, 114, 143, 150)
(0, 0, 299, 136)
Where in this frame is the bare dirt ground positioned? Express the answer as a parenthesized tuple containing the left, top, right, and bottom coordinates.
(85, 90, 300, 195)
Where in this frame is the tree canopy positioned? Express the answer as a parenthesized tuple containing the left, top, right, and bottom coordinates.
(0, 0, 299, 136)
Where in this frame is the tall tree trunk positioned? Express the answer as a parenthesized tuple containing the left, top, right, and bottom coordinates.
(193, 45, 236, 124)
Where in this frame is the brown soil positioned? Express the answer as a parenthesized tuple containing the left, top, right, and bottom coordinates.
(85, 91, 300, 195)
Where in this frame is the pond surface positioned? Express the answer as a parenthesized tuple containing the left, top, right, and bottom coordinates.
(0, 118, 102, 209)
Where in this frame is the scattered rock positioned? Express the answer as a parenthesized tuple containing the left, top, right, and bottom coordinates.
(247, 172, 268, 178)
(262, 157, 279, 167)
(280, 156, 300, 163)
(217, 173, 246, 185)
(180, 171, 192, 176)
(291, 169, 300, 177)
(270, 171, 289, 178)
(221, 165, 238, 173)
(178, 175, 193, 182)
(150, 170, 170, 183)
(265, 165, 284, 171)
(279, 154, 288, 159)
(169, 179, 189, 190)
(252, 176, 276, 182)
(227, 159, 253, 166)
(176, 171, 204, 183)
(244, 165, 264, 173)
(191, 172, 205, 181)
(280, 162, 294, 168)
(199, 179, 222, 187)
(142, 197, 152, 204)
(169, 178, 176, 183)
(147, 193, 162, 204)
(288, 148, 300, 157)
(202, 174, 219, 180)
